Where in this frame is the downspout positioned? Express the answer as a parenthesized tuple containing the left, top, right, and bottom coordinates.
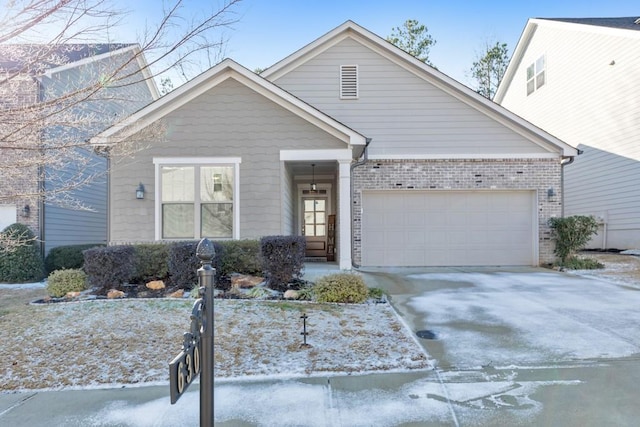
(350, 137, 372, 269)
(560, 150, 580, 217)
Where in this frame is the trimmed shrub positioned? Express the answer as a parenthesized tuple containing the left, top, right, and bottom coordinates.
(168, 241, 223, 289)
(260, 235, 305, 290)
(314, 273, 369, 304)
(549, 215, 599, 264)
(0, 223, 45, 283)
(45, 243, 104, 274)
(368, 287, 386, 300)
(563, 256, 605, 270)
(132, 243, 170, 284)
(47, 269, 87, 297)
(83, 245, 135, 294)
(218, 240, 263, 278)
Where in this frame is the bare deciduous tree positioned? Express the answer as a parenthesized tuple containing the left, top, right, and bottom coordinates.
(0, 0, 241, 249)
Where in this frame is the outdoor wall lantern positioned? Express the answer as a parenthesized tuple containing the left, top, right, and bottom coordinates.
(21, 204, 30, 218)
(136, 183, 145, 200)
(309, 164, 318, 194)
(547, 187, 556, 200)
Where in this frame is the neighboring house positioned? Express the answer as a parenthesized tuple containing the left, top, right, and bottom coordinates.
(0, 44, 159, 255)
(495, 17, 640, 250)
(94, 21, 577, 269)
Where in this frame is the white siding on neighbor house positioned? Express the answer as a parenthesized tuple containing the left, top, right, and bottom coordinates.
(271, 37, 550, 158)
(109, 78, 347, 243)
(498, 22, 640, 249)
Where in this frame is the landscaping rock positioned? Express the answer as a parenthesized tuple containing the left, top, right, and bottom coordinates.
(65, 291, 81, 298)
(146, 280, 165, 290)
(107, 289, 125, 299)
(230, 274, 265, 289)
(168, 289, 184, 298)
(283, 290, 299, 300)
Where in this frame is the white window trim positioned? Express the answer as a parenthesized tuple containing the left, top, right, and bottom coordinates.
(526, 54, 545, 96)
(153, 157, 241, 240)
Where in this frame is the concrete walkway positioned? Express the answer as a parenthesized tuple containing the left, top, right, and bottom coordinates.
(2, 266, 640, 426)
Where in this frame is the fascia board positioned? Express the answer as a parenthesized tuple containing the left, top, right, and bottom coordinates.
(92, 59, 366, 147)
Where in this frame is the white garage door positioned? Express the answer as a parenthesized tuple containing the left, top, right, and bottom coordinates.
(362, 191, 536, 267)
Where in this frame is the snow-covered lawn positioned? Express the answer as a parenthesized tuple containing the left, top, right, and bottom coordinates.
(0, 289, 430, 392)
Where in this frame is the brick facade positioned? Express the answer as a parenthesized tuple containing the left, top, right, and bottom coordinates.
(351, 158, 563, 266)
(0, 73, 40, 236)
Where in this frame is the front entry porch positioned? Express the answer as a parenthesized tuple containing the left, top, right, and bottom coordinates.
(280, 149, 352, 269)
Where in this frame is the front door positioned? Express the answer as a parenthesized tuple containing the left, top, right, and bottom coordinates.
(303, 197, 327, 257)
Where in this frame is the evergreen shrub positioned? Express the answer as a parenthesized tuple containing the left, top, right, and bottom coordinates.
(0, 223, 45, 283)
(260, 235, 305, 290)
(132, 243, 170, 283)
(314, 273, 369, 304)
(168, 241, 223, 288)
(47, 268, 87, 297)
(45, 244, 104, 274)
(218, 239, 262, 278)
(83, 245, 135, 294)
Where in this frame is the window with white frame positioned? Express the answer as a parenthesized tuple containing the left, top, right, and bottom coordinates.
(526, 55, 545, 95)
(154, 158, 240, 239)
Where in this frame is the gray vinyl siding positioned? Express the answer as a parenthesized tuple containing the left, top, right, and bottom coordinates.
(498, 23, 640, 249)
(109, 78, 346, 243)
(40, 50, 155, 254)
(271, 37, 549, 157)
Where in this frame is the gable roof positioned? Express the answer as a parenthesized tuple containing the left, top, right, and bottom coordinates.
(543, 17, 640, 31)
(0, 44, 136, 74)
(262, 20, 577, 158)
(0, 44, 160, 100)
(495, 17, 640, 103)
(91, 58, 367, 147)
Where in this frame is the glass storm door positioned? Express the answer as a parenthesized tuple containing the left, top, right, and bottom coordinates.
(303, 198, 327, 257)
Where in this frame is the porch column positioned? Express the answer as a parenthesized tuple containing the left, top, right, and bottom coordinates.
(338, 159, 352, 270)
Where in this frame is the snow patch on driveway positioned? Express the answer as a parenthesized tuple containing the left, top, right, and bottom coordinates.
(406, 272, 640, 368)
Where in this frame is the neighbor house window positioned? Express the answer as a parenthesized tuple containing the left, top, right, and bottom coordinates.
(153, 158, 240, 240)
(526, 55, 545, 95)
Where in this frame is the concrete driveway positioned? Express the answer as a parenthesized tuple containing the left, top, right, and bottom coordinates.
(359, 266, 640, 426)
(3, 267, 639, 426)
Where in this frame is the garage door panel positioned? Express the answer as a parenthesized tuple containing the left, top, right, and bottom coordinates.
(362, 191, 535, 267)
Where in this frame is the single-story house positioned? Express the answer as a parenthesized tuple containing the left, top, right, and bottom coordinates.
(93, 21, 577, 269)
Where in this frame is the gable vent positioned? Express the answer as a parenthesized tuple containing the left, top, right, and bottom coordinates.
(340, 65, 358, 99)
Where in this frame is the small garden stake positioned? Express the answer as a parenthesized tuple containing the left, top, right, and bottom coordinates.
(300, 312, 311, 348)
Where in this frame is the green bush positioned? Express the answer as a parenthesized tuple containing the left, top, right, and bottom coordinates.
(549, 215, 599, 264)
(218, 240, 263, 278)
(260, 235, 305, 291)
(83, 245, 135, 294)
(368, 287, 386, 300)
(562, 256, 605, 270)
(167, 240, 223, 289)
(314, 273, 369, 304)
(296, 286, 315, 301)
(132, 243, 170, 283)
(47, 269, 87, 297)
(45, 244, 104, 274)
(0, 223, 45, 283)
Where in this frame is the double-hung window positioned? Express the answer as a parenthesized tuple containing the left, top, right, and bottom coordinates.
(154, 157, 240, 240)
(526, 55, 545, 96)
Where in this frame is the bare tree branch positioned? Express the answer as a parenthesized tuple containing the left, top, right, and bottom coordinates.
(0, 0, 242, 249)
